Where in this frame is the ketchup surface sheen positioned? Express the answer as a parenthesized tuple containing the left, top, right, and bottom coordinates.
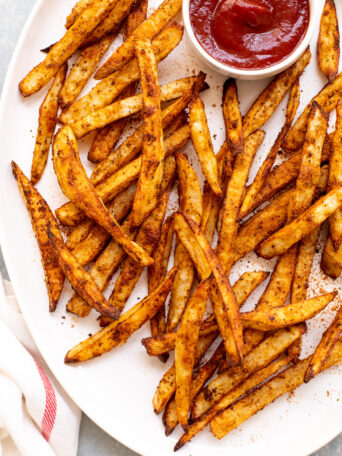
(189, 0, 310, 70)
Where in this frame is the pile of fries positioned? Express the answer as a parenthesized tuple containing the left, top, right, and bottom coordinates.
(13, 0, 342, 449)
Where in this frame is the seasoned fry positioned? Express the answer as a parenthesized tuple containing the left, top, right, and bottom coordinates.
(65, 0, 94, 28)
(242, 292, 336, 331)
(189, 94, 222, 195)
(256, 185, 342, 259)
(19, 0, 118, 96)
(95, 0, 182, 78)
(59, 24, 185, 124)
(65, 267, 178, 363)
(321, 236, 342, 279)
(240, 79, 300, 218)
(242, 48, 311, 138)
(66, 219, 94, 250)
(175, 280, 209, 428)
(305, 304, 342, 382)
(283, 73, 342, 152)
(31, 65, 67, 184)
(166, 153, 202, 331)
(318, 0, 340, 82)
(131, 38, 164, 227)
(70, 77, 195, 138)
(55, 125, 190, 226)
(222, 79, 244, 154)
(12, 162, 64, 311)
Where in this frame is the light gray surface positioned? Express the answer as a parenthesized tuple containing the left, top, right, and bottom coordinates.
(0, 1, 341, 455)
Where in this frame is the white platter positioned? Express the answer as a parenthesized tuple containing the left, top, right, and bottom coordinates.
(1, 0, 342, 455)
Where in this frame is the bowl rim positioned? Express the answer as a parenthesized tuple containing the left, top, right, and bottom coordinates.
(182, 0, 319, 78)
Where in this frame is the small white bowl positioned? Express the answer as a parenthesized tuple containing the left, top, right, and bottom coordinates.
(183, 0, 319, 80)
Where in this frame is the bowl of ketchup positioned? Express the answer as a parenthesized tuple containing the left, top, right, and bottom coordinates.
(183, 0, 318, 79)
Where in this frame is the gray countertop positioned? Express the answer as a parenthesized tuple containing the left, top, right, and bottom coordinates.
(0, 1, 341, 455)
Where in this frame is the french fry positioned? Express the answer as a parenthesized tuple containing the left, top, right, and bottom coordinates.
(95, 0, 182, 78)
(174, 354, 291, 449)
(166, 153, 202, 331)
(59, 24, 184, 124)
(242, 48, 311, 138)
(242, 292, 336, 331)
(70, 77, 195, 138)
(66, 219, 94, 250)
(217, 130, 265, 273)
(19, 0, 118, 96)
(55, 125, 190, 226)
(321, 235, 342, 279)
(189, 94, 222, 196)
(240, 79, 300, 218)
(12, 162, 64, 311)
(305, 304, 342, 382)
(31, 65, 67, 185)
(53, 126, 153, 266)
(256, 185, 342, 259)
(283, 72, 342, 152)
(131, 38, 164, 227)
(222, 79, 244, 154)
(65, 0, 95, 28)
(175, 280, 210, 428)
(318, 0, 340, 82)
(190, 327, 302, 420)
(65, 267, 178, 363)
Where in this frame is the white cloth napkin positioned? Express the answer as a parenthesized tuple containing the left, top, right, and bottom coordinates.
(0, 275, 81, 456)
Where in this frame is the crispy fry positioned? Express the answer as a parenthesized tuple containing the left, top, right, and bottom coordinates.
(70, 77, 195, 138)
(59, 24, 184, 124)
(321, 235, 342, 279)
(19, 0, 118, 96)
(166, 153, 202, 331)
(240, 79, 300, 218)
(189, 94, 222, 196)
(55, 125, 190, 226)
(257, 185, 342, 259)
(131, 38, 164, 227)
(65, 0, 95, 28)
(243, 292, 336, 331)
(53, 126, 152, 266)
(175, 280, 210, 428)
(31, 65, 67, 184)
(66, 219, 94, 250)
(318, 0, 340, 82)
(12, 162, 64, 311)
(95, 0, 182, 78)
(242, 49, 311, 138)
(65, 267, 178, 363)
(222, 79, 244, 154)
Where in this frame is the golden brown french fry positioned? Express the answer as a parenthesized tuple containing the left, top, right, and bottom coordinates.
(66, 219, 94, 250)
(19, 0, 118, 96)
(95, 0, 182, 78)
(283, 72, 342, 152)
(175, 280, 209, 428)
(131, 38, 164, 227)
(31, 65, 67, 185)
(53, 126, 153, 266)
(190, 327, 302, 420)
(239, 79, 300, 218)
(12, 162, 64, 311)
(305, 304, 342, 382)
(55, 125, 190, 226)
(58, 35, 114, 110)
(217, 130, 265, 273)
(70, 77, 194, 138)
(318, 0, 340, 82)
(65, 0, 94, 28)
(65, 267, 178, 363)
(189, 94, 222, 196)
(242, 48, 311, 138)
(256, 185, 342, 259)
(243, 292, 336, 331)
(166, 153, 202, 331)
(321, 235, 342, 279)
(59, 24, 184, 124)
(222, 79, 244, 154)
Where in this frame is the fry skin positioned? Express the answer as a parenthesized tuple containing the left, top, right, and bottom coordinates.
(31, 65, 67, 184)
(12, 162, 64, 311)
(65, 0, 95, 28)
(318, 0, 340, 82)
(222, 79, 244, 154)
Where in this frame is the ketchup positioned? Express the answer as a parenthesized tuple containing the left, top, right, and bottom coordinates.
(189, 0, 310, 70)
